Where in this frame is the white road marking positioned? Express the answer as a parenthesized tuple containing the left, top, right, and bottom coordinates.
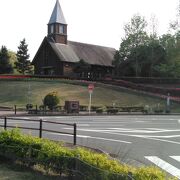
(140, 137, 180, 145)
(49, 133, 89, 138)
(140, 134, 180, 138)
(68, 127, 180, 134)
(145, 156, 180, 179)
(170, 156, 180, 163)
(78, 124, 90, 127)
(88, 136, 131, 144)
(68, 128, 180, 145)
(49, 133, 131, 144)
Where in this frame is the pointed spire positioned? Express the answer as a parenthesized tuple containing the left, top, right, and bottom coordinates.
(48, 0, 67, 25)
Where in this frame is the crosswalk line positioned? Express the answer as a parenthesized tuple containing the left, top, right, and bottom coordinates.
(170, 156, 180, 162)
(145, 156, 180, 179)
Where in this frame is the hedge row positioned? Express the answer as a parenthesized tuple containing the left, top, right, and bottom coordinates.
(0, 129, 176, 180)
(102, 79, 180, 99)
(119, 77, 180, 84)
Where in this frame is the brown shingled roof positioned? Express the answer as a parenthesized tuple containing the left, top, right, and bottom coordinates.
(49, 39, 116, 67)
(68, 41, 116, 67)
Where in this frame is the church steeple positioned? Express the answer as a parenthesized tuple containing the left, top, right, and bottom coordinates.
(48, 0, 68, 44)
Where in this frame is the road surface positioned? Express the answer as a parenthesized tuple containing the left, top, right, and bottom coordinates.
(1, 115, 180, 178)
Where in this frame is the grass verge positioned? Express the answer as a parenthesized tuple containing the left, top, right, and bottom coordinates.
(0, 79, 179, 112)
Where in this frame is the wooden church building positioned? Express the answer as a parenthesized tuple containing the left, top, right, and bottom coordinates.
(32, 0, 116, 79)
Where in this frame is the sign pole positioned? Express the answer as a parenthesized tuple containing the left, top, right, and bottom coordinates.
(88, 84, 94, 115)
(89, 91, 92, 114)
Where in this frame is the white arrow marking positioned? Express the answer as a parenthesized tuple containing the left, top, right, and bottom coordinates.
(170, 156, 180, 163)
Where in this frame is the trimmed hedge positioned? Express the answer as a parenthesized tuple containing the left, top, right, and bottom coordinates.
(0, 129, 176, 180)
(101, 79, 180, 99)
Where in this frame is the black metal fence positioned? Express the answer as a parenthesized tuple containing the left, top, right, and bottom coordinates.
(0, 117, 77, 145)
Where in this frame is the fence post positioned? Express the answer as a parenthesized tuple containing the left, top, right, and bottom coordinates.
(35, 105, 38, 114)
(73, 123, 77, 145)
(4, 117, 7, 130)
(39, 119, 43, 138)
(14, 105, 17, 115)
(128, 172, 133, 180)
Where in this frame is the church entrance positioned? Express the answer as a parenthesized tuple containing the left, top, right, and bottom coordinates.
(41, 67, 54, 75)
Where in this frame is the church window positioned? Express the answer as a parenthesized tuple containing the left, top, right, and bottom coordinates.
(59, 25, 65, 34)
(50, 25, 54, 33)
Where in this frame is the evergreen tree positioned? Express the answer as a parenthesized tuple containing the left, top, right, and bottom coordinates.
(15, 38, 32, 74)
(0, 46, 13, 74)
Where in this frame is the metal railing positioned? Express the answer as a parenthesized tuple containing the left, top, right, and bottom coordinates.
(0, 117, 77, 145)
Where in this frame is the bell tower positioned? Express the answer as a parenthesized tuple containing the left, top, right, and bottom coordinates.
(48, 0, 67, 44)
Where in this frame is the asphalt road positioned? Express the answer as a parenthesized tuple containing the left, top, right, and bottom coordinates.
(1, 115, 180, 178)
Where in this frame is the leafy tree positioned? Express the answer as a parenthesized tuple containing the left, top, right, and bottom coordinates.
(8, 51, 17, 67)
(114, 14, 149, 76)
(43, 91, 60, 110)
(112, 51, 121, 76)
(156, 31, 180, 77)
(136, 42, 166, 77)
(169, 0, 180, 33)
(15, 38, 32, 74)
(157, 1, 180, 77)
(0, 46, 13, 74)
(114, 8, 180, 78)
(117, 41, 166, 77)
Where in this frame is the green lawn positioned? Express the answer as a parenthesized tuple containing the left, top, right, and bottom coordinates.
(0, 79, 178, 111)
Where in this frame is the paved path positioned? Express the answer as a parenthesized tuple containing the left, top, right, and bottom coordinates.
(1, 115, 180, 178)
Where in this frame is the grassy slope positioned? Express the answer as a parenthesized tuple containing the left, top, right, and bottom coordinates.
(0, 160, 63, 180)
(0, 79, 178, 111)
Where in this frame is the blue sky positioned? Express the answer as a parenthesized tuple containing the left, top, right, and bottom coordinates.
(0, 0, 179, 59)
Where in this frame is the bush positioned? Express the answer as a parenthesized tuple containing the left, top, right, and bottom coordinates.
(96, 108, 103, 114)
(26, 104, 33, 110)
(96, 106, 106, 114)
(0, 129, 173, 180)
(107, 108, 118, 114)
(153, 104, 164, 114)
(43, 91, 60, 110)
(79, 105, 88, 111)
(39, 105, 45, 110)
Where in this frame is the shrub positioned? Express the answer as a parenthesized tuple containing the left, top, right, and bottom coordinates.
(79, 105, 88, 111)
(96, 106, 106, 114)
(26, 104, 33, 110)
(0, 129, 173, 180)
(107, 108, 118, 114)
(153, 104, 164, 114)
(96, 108, 103, 114)
(39, 105, 45, 110)
(43, 91, 60, 110)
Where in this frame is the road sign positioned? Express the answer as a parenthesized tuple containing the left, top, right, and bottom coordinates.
(88, 84, 94, 93)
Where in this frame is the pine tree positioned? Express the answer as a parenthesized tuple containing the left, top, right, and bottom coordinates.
(15, 38, 32, 74)
(0, 46, 13, 74)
